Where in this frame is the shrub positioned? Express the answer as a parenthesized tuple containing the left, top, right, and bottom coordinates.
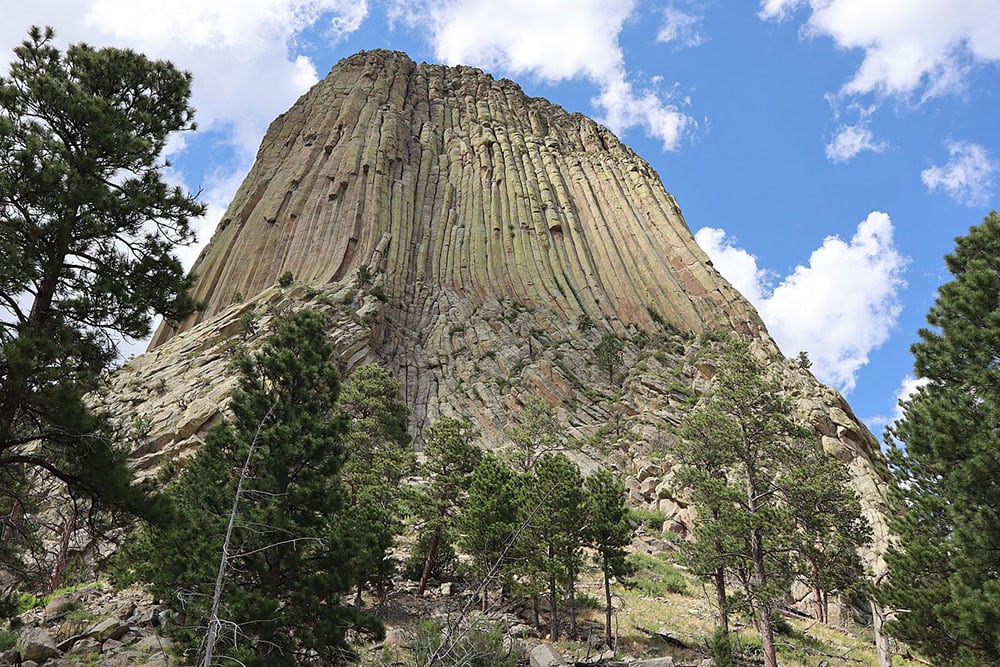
(277, 271, 294, 287)
(414, 619, 520, 667)
(629, 507, 666, 533)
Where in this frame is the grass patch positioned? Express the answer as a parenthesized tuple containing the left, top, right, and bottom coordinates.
(625, 552, 689, 597)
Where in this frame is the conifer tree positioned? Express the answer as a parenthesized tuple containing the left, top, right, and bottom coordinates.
(0, 26, 202, 589)
(594, 333, 625, 385)
(584, 469, 632, 646)
(505, 398, 564, 473)
(126, 311, 382, 665)
(675, 338, 868, 667)
(338, 364, 412, 603)
(520, 452, 586, 640)
(415, 416, 481, 594)
(457, 454, 524, 610)
(883, 211, 1000, 664)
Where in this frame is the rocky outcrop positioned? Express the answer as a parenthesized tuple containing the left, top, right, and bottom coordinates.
(152, 49, 762, 349)
(108, 50, 890, 568)
(1, 585, 172, 667)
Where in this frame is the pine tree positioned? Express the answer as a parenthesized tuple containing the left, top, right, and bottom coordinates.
(675, 338, 869, 667)
(415, 416, 481, 594)
(883, 211, 1000, 664)
(505, 398, 565, 473)
(0, 26, 202, 590)
(338, 364, 413, 603)
(520, 452, 587, 640)
(125, 310, 382, 665)
(594, 333, 625, 385)
(584, 469, 632, 646)
(457, 454, 524, 610)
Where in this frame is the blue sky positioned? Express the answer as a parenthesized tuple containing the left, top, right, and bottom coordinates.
(3, 0, 999, 437)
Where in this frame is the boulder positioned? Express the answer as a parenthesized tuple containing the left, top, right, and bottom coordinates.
(16, 628, 60, 662)
(529, 644, 566, 667)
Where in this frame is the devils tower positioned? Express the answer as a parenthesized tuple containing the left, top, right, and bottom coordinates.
(103, 50, 888, 557)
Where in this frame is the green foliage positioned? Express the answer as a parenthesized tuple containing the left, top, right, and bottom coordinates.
(707, 626, 735, 667)
(0, 26, 201, 589)
(628, 507, 666, 533)
(339, 364, 413, 598)
(585, 469, 633, 642)
(414, 416, 482, 589)
(123, 310, 383, 665)
(414, 618, 520, 667)
(594, 332, 625, 384)
(520, 452, 587, 640)
(625, 552, 689, 597)
(795, 350, 812, 369)
(277, 271, 294, 287)
(883, 211, 1000, 665)
(457, 454, 524, 599)
(0, 630, 16, 653)
(355, 264, 373, 285)
(576, 311, 595, 332)
(505, 398, 565, 473)
(674, 337, 868, 666)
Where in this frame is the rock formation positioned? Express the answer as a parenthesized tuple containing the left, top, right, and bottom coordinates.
(102, 50, 889, 565)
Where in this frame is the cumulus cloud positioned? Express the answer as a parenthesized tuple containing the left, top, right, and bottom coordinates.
(2, 0, 369, 270)
(865, 374, 930, 437)
(393, 0, 695, 150)
(921, 140, 998, 206)
(825, 122, 887, 162)
(694, 228, 769, 304)
(759, 0, 1000, 99)
(697, 212, 907, 394)
(657, 5, 705, 49)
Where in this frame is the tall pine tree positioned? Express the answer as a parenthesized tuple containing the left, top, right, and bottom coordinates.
(126, 310, 382, 665)
(0, 26, 202, 591)
(883, 211, 1000, 665)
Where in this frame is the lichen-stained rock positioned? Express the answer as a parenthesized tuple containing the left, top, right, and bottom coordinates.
(151, 50, 762, 350)
(118, 50, 891, 574)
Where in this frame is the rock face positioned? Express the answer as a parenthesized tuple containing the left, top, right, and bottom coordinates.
(152, 49, 762, 347)
(109, 50, 889, 564)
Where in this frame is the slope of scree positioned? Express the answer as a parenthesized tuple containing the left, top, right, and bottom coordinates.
(124, 50, 890, 583)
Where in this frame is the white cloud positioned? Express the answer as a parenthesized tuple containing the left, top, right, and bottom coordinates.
(825, 122, 887, 162)
(921, 140, 998, 207)
(892, 375, 930, 422)
(394, 0, 695, 150)
(697, 212, 907, 394)
(694, 227, 769, 304)
(2, 1, 369, 270)
(865, 374, 930, 436)
(657, 6, 705, 49)
(759, 0, 1000, 99)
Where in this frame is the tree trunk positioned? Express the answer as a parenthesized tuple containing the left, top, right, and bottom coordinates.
(568, 579, 577, 639)
(354, 581, 364, 608)
(603, 555, 614, 646)
(871, 598, 892, 667)
(549, 572, 559, 640)
(814, 587, 825, 624)
(417, 526, 441, 594)
(756, 601, 778, 667)
(714, 566, 729, 634)
(747, 475, 777, 667)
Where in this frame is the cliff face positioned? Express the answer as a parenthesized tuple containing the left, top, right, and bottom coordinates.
(153, 50, 762, 348)
(117, 50, 888, 571)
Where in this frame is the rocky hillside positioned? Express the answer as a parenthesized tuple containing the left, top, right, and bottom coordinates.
(103, 50, 890, 573)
